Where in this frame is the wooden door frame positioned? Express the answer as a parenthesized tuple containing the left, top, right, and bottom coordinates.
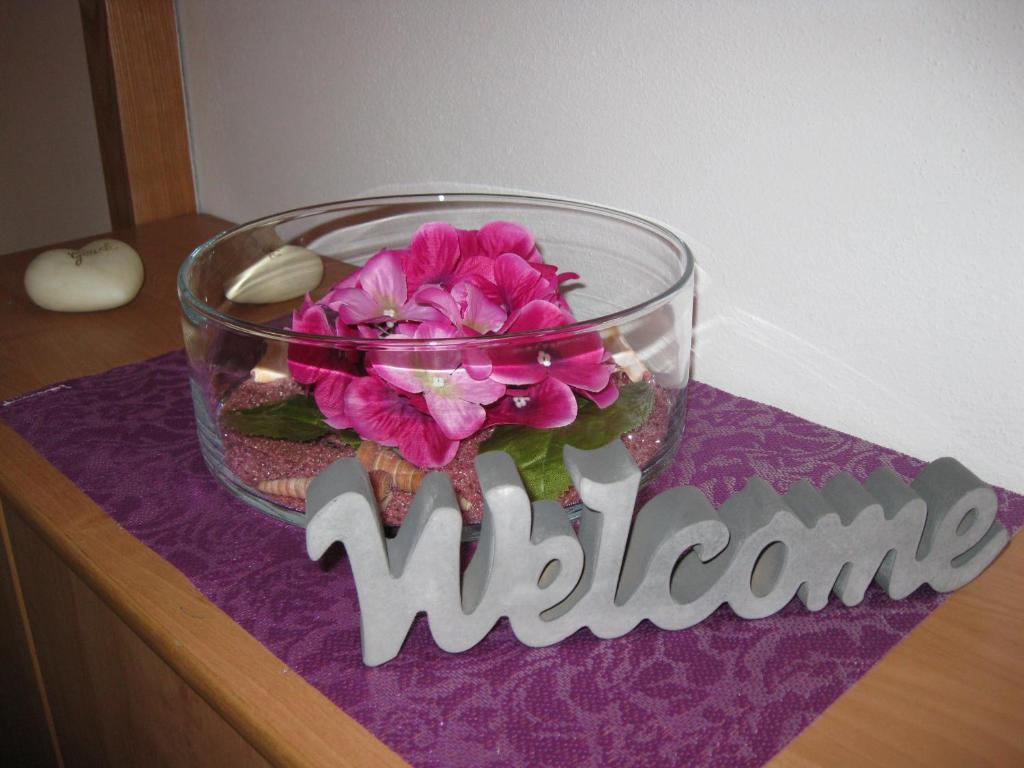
(79, 0, 196, 229)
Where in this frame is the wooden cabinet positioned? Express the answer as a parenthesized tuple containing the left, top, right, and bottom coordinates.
(0, 216, 406, 767)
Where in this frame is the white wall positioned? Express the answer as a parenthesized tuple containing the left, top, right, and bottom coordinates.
(177, 0, 1024, 492)
(0, 0, 110, 254)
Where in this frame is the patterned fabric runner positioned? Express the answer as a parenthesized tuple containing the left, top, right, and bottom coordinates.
(3, 350, 1021, 768)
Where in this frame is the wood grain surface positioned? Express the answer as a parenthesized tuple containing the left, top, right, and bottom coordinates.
(1, 216, 406, 767)
(79, 0, 196, 229)
(767, 538, 1024, 768)
(7, 510, 275, 767)
(0, 503, 60, 766)
(1, 214, 1021, 767)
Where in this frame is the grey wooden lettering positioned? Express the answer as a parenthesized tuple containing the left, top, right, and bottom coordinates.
(305, 441, 1009, 666)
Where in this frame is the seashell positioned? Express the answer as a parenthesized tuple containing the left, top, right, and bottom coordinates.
(260, 442, 472, 514)
(251, 343, 290, 383)
(357, 441, 473, 513)
(24, 239, 144, 312)
(225, 244, 324, 304)
(368, 470, 393, 510)
(357, 441, 427, 493)
(602, 327, 650, 383)
(611, 348, 648, 384)
(257, 476, 312, 499)
(258, 472, 394, 510)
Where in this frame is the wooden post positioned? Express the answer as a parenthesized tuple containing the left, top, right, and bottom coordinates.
(79, 0, 196, 229)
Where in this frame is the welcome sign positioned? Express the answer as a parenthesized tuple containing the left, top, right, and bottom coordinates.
(306, 441, 1008, 666)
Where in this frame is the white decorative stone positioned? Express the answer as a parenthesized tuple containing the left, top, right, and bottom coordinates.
(306, 441, 1009, 666)
(224, 245, 324, 304)
(24, 239, 144, 312)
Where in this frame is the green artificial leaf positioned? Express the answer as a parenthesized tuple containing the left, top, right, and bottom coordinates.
(222, 394, 361, 445)
(327, 428, 363, 447)
(480, 381, 655, 500)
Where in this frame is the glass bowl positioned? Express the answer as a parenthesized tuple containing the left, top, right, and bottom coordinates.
(178, 193, 693, 536)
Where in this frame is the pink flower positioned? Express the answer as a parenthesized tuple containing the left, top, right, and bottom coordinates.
(312, 367, 358, 429)
(287, 296, 333, 385)
(286, 296, 360, 428)
(285, 219, 619, 470)
(326, 250, 440, 327)
(369, 323, 506, 439)
(492, 253, 561, 313)
(343, 378, 458, 467)
(453, 280, 508, 334)
(485, 377, 578, 429)
(579, 379, 619, 408)
(489, 300, 614, 396)
(478, 221, 579, 312)
(402, 222, 495, 293)
(416, 280, 507, 336)
(476, 220, 540, 261)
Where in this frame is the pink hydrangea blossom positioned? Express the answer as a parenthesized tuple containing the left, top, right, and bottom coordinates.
(368, 322, 505, 439)
(484, 377, 578, 429)
(326, 250, 440, 327)
(343, 378, 458, 467)
(287, 296, 359, 428)
(493, 253, 562, 314)
(287, 219, 619, 469)
(402, 222, 496, 293)
(490, 301, 614, 396)
(478, 221, 578, 312)
(287, 296, 333, 385)
(416, 281, 507, 336)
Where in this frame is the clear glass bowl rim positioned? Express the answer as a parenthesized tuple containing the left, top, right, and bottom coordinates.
(177, 191, 694, 351)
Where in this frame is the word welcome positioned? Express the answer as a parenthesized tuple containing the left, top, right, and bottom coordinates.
(306, 441, 1008, 666)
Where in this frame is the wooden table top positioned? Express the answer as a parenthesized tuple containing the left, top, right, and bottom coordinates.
(1, 214, 1021, 767)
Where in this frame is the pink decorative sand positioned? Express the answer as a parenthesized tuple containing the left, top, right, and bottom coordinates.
(221, 374, 676, 527)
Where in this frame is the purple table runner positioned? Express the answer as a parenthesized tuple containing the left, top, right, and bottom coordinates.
(3, 351, 1021, 768)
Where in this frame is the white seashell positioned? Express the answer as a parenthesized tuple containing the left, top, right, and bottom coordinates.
(611, 348, 648, 383)
(251, 344, 290, 383)
(602, 327, 650, 383)
(24, 239, 144, 312)
(225, 244, 324, 304)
